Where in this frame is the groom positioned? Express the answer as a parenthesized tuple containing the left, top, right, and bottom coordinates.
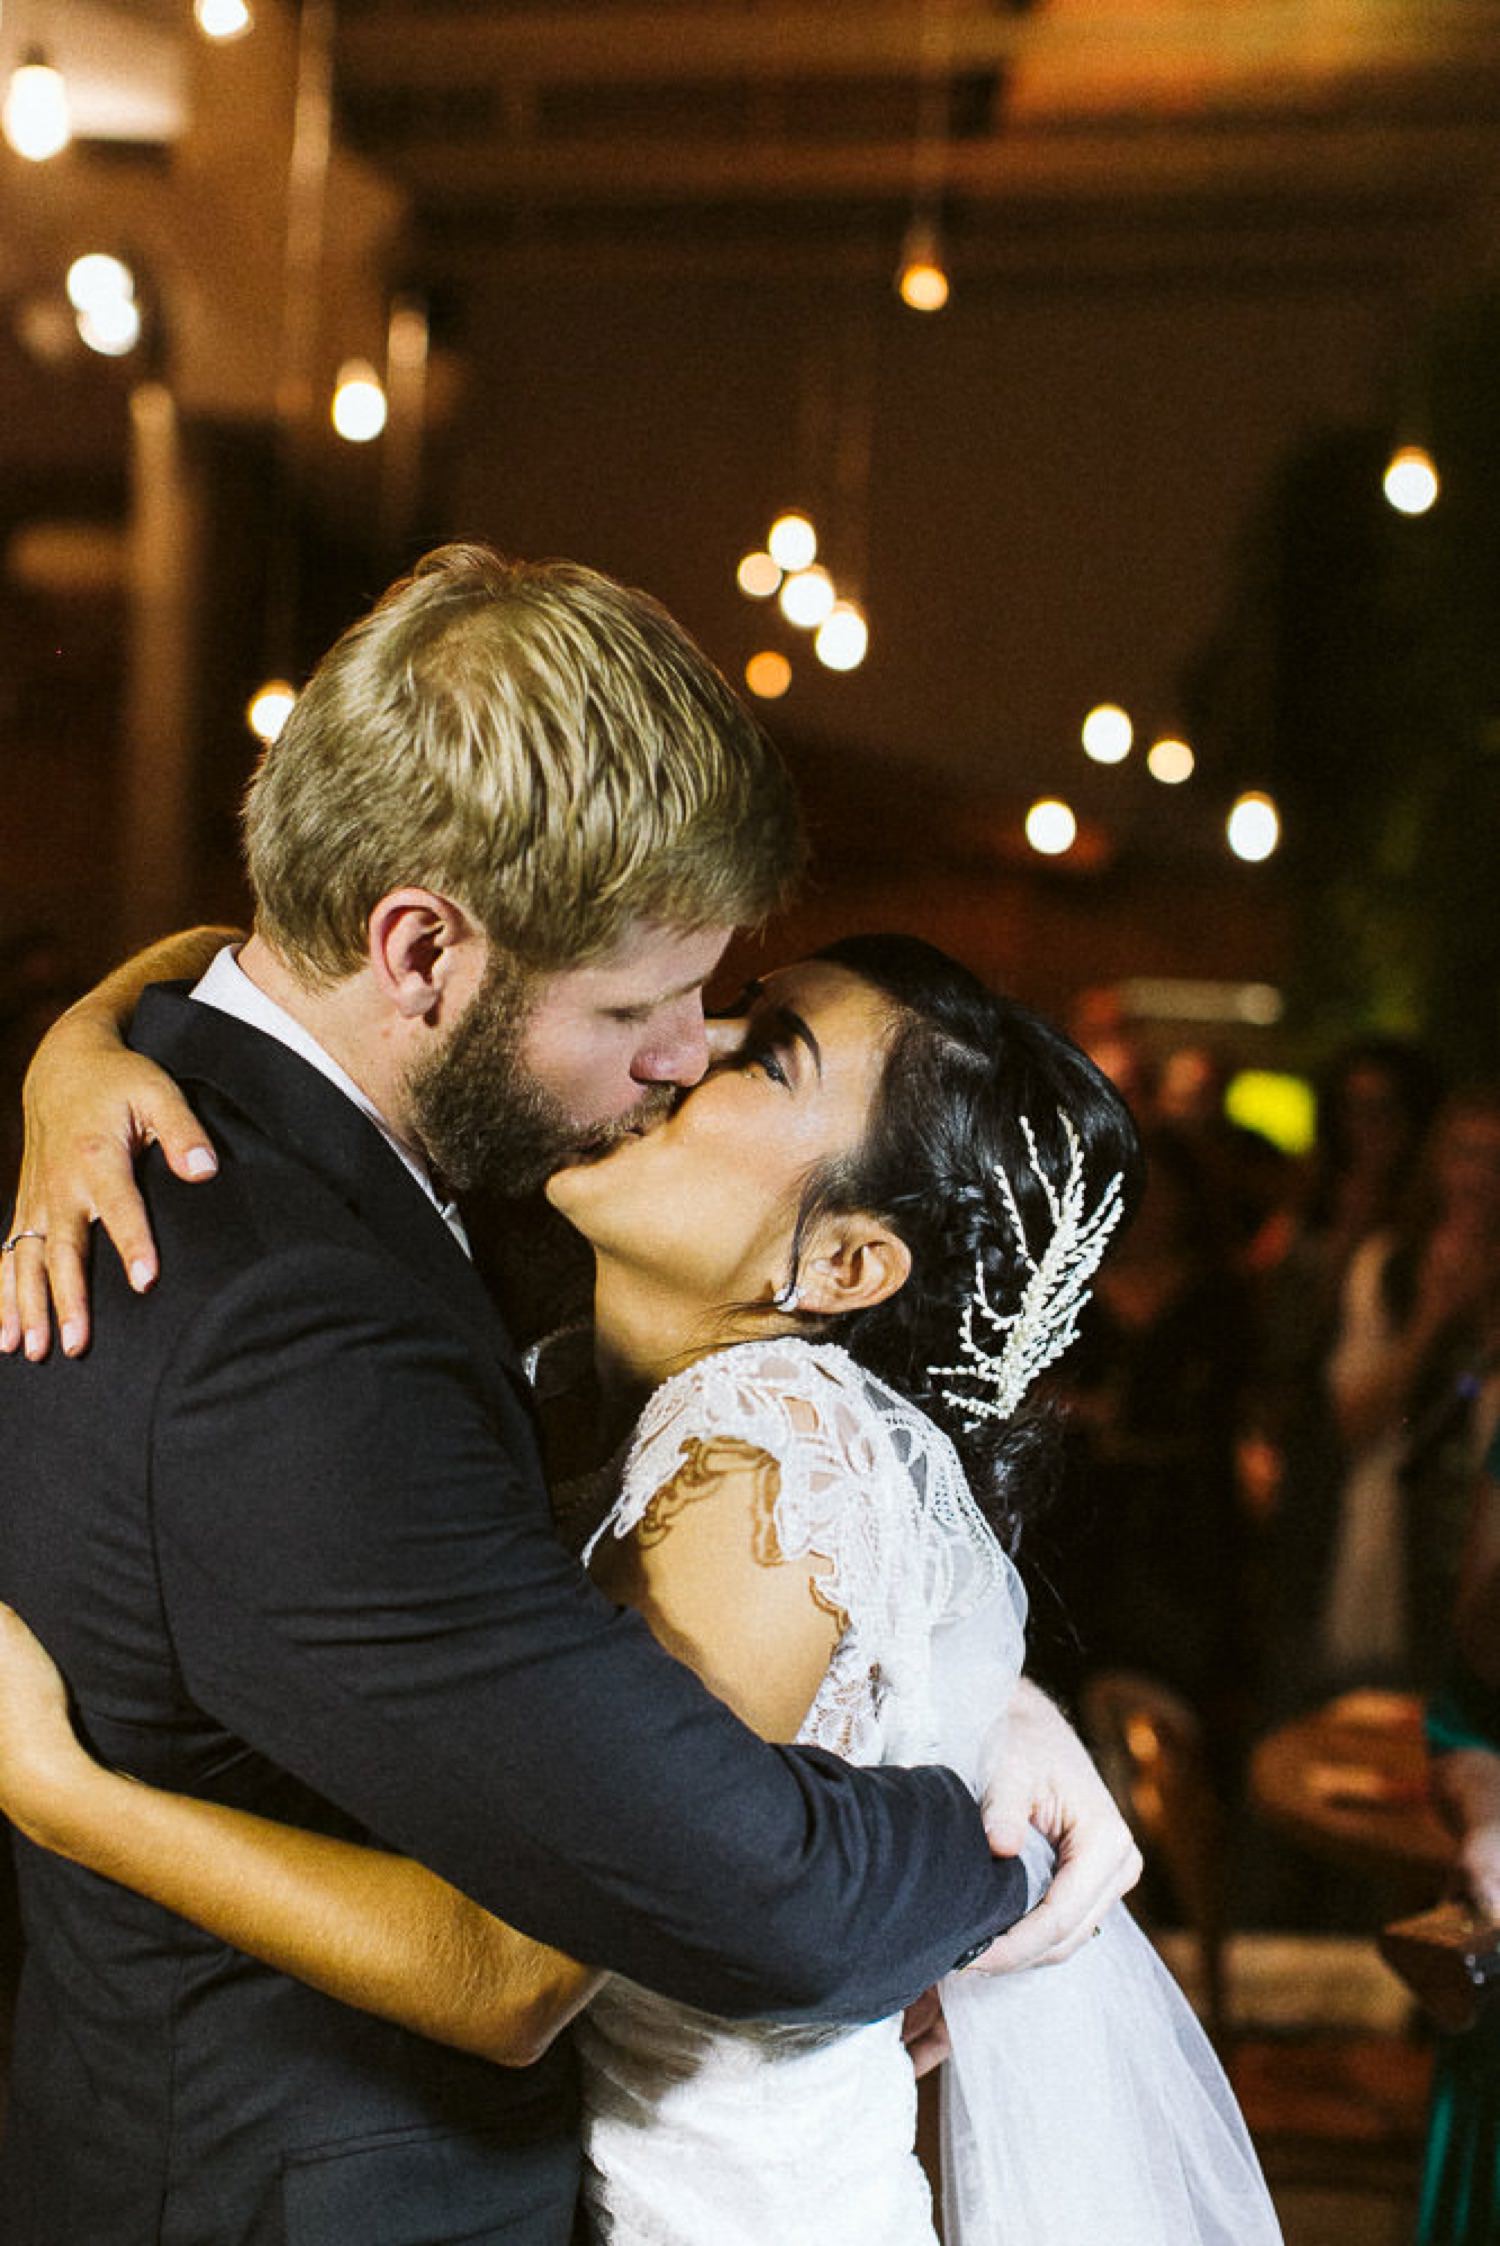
(1, 545, 1135, 2244)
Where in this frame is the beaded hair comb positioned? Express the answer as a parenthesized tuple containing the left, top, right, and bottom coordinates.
(926, 1113, 1126, 1431)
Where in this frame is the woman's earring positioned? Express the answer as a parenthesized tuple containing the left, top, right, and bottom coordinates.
(772, 1277, 801, 1312)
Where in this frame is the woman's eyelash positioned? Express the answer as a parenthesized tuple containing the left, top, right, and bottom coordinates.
(746, 1045, 788, 1086)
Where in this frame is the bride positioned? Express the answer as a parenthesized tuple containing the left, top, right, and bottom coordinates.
(0, 933, 1280, 2244)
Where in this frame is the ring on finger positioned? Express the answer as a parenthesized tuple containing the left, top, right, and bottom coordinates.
(1, 1230, 46, 1256)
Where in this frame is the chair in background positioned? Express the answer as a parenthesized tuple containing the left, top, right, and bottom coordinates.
(1079, 1669, 1432, 2201)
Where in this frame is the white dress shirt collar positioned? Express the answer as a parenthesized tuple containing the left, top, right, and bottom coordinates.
(189, 945, 471, 1257)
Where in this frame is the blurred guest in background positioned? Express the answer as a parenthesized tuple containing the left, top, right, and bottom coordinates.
(1154, 1043, 1294, 1271)
(0, 932, 79, 1203)
(1248, 1039, 1446, 1715)
(1050, 1128, 1256, 1778)
(1416, 1442, 1500, 2246)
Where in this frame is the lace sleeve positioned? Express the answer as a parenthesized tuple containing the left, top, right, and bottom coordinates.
(585, 1340, 1025, 1768)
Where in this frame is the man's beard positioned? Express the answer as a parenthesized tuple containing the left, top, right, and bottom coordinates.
(406, 957, 673, 1197)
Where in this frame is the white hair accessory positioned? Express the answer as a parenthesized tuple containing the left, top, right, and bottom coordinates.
(926, 1113, 1125, 1431)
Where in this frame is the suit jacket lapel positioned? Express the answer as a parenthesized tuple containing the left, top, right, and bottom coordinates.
(131, 983, 525, 1384)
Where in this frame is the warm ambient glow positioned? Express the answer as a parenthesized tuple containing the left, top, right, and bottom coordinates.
(194, 0, 255, 37)
(1081, 704, 1132, 764)
(331, 359, 387, 442)
(779, 565, 835, 630)
(247, 680, 297, 743)
(736, 550, 781, 600)
(896, 219, 949, 312)
(767, 513, 817, 572)
(1025, 798, 1077, 857)
(3, 53, 71, 162)
(1227, 791, 1280, 862)
(815, 601, 869, 673)
(744, 651, 792, 700)
(1147, 736, 1195, 785)
(1383, 444, 1439, 516)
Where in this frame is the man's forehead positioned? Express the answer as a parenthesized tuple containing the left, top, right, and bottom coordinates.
(544, 923, 733, 1009)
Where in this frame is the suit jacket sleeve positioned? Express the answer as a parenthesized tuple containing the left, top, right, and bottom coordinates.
(150, 1239, 1027, 2024)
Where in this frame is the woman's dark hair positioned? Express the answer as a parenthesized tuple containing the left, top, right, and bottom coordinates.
(785, 934, 1144, 1551)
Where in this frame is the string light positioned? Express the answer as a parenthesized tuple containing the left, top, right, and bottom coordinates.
(767, 513, 817, 572)
(1026, 799, 1077, 857)
(330, 359, 387, 442)
(736, 550, 781, 599)
(1383, 444, 1439, 516)
(1081, 704, 1132, 764)
(815, 601, 869, 672)
(745, 651, 792, 700)
(66, 255, 142, 357)
(896, 217, 949, 313)
(1227, 791, 1280, 862)
(779, 565, 835, 630)
(3, 49, 71, 162)
(194, 0, 255, 37)
(1147, 737, 1195, 785)
(247, 680, 297, 743)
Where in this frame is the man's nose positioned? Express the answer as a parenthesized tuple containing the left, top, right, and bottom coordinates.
(633, 1009, 714, 1089)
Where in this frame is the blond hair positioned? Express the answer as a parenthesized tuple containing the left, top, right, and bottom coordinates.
(243, 544, 804, 978)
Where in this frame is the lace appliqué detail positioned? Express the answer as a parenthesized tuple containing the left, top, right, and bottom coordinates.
(583, 1338, 1023, 1768)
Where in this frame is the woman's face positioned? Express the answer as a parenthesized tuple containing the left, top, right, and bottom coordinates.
(545, 959, 895, 1309)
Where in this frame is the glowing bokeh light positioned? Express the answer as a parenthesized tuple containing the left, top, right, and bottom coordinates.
(77, 295, 142, 357)
(1147, 736, 1195, 785)
(1227, 791, 1280, 862)
(767, 513, 817, 572)
(1025, 798, 1078, 857)
(815, 601, 869, 672)
(1081, 703, 1132, 764)
(744, 651, 792, 700)
(779, 565, 835, 630)
(3, 57, 71, 162)
(331, 359, 388, 442)
(898, 257, 949, 313)
(1383, 444, 1439, 516)
(736, 550, 781, 600)
(247, 680, 296, 743)
(195, 0, 254, 36)
(66, 255, 135, 313)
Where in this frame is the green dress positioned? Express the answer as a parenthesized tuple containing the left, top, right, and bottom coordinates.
(1416, 1659, 1500, 2245)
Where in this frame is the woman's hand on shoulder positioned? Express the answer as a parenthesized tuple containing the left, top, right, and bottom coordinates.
(2, 934, 229, 1360)
(0, 1604, 104, 1851)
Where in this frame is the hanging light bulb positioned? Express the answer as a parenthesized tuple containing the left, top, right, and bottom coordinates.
(736, 550, 781, 600)
(1025, 799, 1077, 857)
(247, 680, 297, 743)
(194, 0, 255, 38)
(1081, 704, 1133, 765)
(66, 255, 135, 314)
(4, 48, 72, 162)
(77, 296, 142, 357)
(779, 565, 836, 630)
(1227, 791, 1280, 862)
(331, 359, 387, 442)
(767, 513, 817, 572)
(896, 216, 949, 313)
(744, 651, 792, 701)
(815, 601, 869, 673)
(1147, 737, 1195, 785)
(1383, 444, 1439, 516)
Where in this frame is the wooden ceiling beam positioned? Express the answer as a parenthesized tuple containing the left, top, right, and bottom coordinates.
(335, 1, 1500, 95)
(379, 116, 1500, 211)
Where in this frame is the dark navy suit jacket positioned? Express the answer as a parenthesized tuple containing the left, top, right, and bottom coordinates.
(0, 985, 1025, 2244)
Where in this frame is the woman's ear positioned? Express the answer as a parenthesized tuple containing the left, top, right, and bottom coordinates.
(795, 1218, 912, 1318)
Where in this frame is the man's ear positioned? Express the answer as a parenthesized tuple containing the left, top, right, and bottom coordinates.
(795, 1218, 912, 1318)
(367, 890, 485, 1022)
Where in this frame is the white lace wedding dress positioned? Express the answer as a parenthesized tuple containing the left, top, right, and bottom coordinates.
(569, 1337, 1282, 2245)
